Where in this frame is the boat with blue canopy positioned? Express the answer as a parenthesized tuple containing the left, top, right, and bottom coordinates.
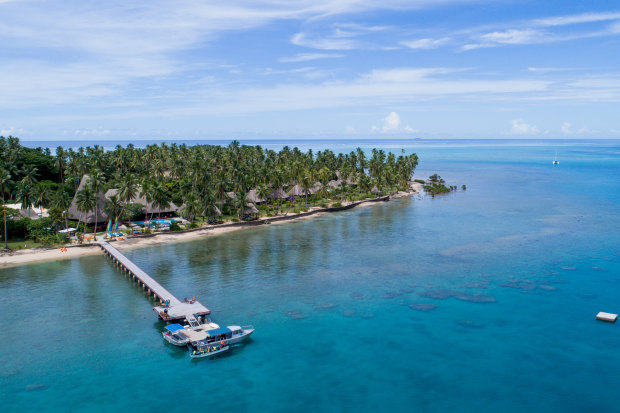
(162, 323, 190, 346)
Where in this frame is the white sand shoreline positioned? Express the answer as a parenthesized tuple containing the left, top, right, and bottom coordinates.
(1, 183, 422, 269)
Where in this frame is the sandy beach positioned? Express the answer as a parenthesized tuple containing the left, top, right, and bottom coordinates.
(1, 183, 422, 269)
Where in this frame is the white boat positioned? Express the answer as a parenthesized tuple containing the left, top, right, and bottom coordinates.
(197, 325, 255, 347)
(553, 151, 559, 165)
(162, 323, 190, 346)
(190, 344, 229, 359)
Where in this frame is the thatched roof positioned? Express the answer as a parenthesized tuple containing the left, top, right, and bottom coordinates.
(206, 204, 222, 217)
(68, 175, 108, 224)
(225, 191, 236, 200)
(243, 203, 259, 215)
(247, 189, 266, 204)
(105, 187, 180, 215)
(287, 184, 306, 197)
(309, 182, 322, 195)
(370, 186, 381, 194)
(268, 187, 289, 199)
(328, 180, 342, 189)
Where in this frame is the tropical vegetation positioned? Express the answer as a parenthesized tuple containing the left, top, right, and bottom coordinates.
(1, 136, 419, 249)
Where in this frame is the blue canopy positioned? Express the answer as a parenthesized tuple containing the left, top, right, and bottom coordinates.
(165, 324, 185, 333)
(206, 327, 231, 336)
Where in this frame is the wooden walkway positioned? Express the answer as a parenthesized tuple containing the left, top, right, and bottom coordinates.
(98, 241, 210, 321)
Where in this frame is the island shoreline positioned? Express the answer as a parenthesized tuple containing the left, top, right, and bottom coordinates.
(0, 184, 422, 268)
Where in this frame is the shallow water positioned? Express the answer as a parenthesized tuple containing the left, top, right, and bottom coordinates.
(2, 141, 620, 412)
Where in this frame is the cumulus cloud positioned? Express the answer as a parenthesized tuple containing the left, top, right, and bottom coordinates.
(68, 127, 111, 136)
(345, 125, 356, 134)
(0, 126, 25, 136)
(561, 122, 573, 135)
(511, 119, 539, 135)
(372, 112, 416, 134)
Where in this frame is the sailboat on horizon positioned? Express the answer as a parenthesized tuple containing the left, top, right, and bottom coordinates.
(553, 150, 559, 165)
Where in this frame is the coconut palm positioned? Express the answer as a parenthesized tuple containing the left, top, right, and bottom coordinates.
(0, 167, 12, 249)
(75, 186, 95, 239)
(117, 173, 138, 223)
(88, 170, 106, 238)
(51, 188, 72, 231)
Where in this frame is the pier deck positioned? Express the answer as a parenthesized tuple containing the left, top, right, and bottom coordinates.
(98, 241, 210, 321)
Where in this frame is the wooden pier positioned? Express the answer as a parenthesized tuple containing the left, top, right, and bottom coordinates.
(98, 241, 210, 322)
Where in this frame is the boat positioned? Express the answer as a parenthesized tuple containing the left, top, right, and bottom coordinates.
(553, 151, 559, 165)
(197, 325, 255, 347)
(189, 344, 229, 359)
(162, 323, 190, 346)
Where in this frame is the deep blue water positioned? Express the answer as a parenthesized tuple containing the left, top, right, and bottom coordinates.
(2, 140, 620, 412)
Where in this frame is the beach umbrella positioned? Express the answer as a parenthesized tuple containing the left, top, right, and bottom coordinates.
(59, 228, 77, 233)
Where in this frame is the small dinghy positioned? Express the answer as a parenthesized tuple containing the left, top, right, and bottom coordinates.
(189, 344, 229, 359)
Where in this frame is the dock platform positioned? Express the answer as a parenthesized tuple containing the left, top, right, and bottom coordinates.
(596, 312, 617, 323)
(98, 241, 210, 322)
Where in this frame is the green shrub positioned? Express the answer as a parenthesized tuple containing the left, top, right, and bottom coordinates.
(332, 202, 342, 208)
(169, 222, 182, 231)
(232, 217, 239, 222)
(414, 179, 425, 184)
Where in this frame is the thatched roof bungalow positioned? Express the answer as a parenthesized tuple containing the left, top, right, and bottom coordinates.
(247, 189, 266, 204)
(268, 187, 288, 200)
(67, 175, 107, 224)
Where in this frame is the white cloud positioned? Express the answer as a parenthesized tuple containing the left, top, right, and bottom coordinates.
(291, 32, 359, 50)
(376, 112, 416, 134)
(561, 123, 593, 136)
(400, 37, 450, 49)
(279, 53, 344, 63)
(68, 127, 111, 136)
(534, 11, 620, 27)
(345, 125, 356, 134)
(0, 126, 25, 136)
(510, 119, 539, 135)
(464, 29, 543, 50)
(561, 122, 573, 135)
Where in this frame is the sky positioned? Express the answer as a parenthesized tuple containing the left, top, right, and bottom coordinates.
(1, 0, 620, 141)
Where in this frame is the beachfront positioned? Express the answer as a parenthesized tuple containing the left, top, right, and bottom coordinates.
(1, 182, 422, 268)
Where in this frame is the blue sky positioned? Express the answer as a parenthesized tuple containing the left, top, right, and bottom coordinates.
(1, 0, 620, 140)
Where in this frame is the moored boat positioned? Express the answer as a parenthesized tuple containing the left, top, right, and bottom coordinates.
(199, 325, 255, 346)
(162, 323, 190, 346)
(189, 344, 229, 359)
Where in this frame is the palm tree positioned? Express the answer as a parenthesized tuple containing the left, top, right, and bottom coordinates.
(180, 192, 201, 224)
(150, 182, 171, 220)
(88, 170, 106, 239)
(32, 185, 50, 218)
(51, 188, 71, 231)
(75, 187, 95, 240)
(117, 173, 138, 223)
(18, 165, 38, 214)
(103, 194, 123, 226)
(300, 170, 312, 208)
(0, 167, 12, 249)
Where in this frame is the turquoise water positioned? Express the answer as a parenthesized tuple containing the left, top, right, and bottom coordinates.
(2, 141, 620, 412)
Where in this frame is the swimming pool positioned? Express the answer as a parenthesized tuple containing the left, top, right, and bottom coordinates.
(132, 218, 179, 227)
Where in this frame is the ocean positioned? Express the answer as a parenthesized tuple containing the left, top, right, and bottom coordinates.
(2, 139, 620, 412)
